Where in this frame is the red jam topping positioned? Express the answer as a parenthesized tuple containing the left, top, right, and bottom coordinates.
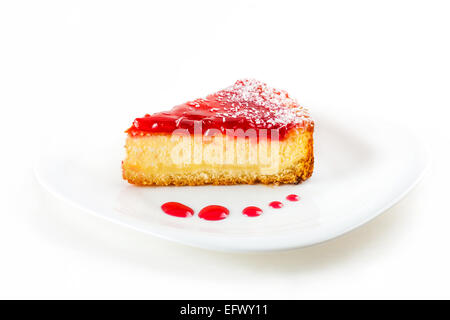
(286, 194, 300, 201)
(242, 206, 263, 217)
(269, 201, 283, 209)
(198, 205, 230, 221)
(127, 79, 313, 140)
(161, 202, 194, 218)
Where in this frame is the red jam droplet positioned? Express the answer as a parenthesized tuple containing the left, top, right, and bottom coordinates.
(286, 194, 300, 201)
(198, 205, 230, 221)
(269, 201, 283, 209)
(242, 206, 263, 217)
(161, 202, 194, 218)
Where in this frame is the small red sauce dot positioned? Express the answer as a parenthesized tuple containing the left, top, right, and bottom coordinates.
(199, 205, 230, 221)
(269, 201, 283, 209)
(286, 194, 300, 201)
(161, 202, 194, 218)
(242, 206, 263, 217)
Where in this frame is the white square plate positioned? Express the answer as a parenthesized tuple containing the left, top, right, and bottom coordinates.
(34, 108, 429, 252)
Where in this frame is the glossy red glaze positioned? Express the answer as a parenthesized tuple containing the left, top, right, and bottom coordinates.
(198, 205, 230, 221)
(286, 194, 300, 201)
(242, 206, 263, 217)
(269, 201, 283, 209)
(161, 202, 194, 218)
(127, 79, 313, 140)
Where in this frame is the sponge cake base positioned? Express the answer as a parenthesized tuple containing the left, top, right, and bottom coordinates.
(122, 129, 313, 186)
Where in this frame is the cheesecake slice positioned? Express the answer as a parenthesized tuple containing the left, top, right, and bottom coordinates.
(123, 79, 314, 186)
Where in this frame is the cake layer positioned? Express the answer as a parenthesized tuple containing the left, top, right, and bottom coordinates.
(122, 129, 314, 186)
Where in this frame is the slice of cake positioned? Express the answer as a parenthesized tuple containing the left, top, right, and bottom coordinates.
(122, 79, 314, 186)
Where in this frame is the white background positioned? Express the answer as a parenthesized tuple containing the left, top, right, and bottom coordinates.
(1, 0, 449, 299)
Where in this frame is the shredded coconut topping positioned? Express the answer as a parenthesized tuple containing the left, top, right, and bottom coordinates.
(212, 79, 311, 128)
